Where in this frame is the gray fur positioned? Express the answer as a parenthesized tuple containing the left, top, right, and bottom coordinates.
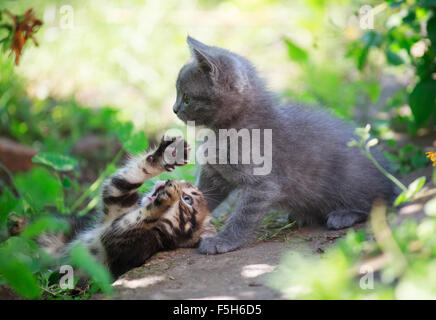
(173, 36, 396, 254)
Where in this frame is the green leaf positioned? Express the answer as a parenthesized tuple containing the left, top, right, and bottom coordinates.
(358, 32, 382, 70)
(411, 152, 428, 169)
(123, 131, 148, 156)
(0, 190, 18, 226)
(394, 176, 426, 206)
(386, 50, 404, 66)
(21, 217, 70, 239)
(427, 15, 436, 49)
(367, 83, 381, 103)
(70, 244, 113, 295)
(32, 152, 78, 171)
(389, 1, 405, 8)
(62, 177, 72, 189)
(116, 123, 148, 155)
(394, 190, 408, 206)
(409, 80, 436, 127)
(14, 167, 62, 212)
(284, 39, 308, 63)
(406, 176, 426, 199)
(0, 258, 40, 299)
(366, 138, 379, 148)
(116, 122, 134, 144)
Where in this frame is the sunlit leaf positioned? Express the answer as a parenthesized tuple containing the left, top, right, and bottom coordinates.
(408, 176, 426, 195)
(394, 190, 407, 206)
(395, 176, 426, 206)
(284, 38, 308, 63)
(123, 131, 148, 156)
(116, 122, 134, 145)
(32, 152, 78, 171)
(21, 217, 70, 239)
(70, 244, 113, 295)
(14, 167, 62, 212)
(367, 82, 381, 103)
(116, 123, 148, 155)
(366, 138, 379, 148)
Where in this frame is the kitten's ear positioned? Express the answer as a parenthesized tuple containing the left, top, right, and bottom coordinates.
(187, 36, 218, 76)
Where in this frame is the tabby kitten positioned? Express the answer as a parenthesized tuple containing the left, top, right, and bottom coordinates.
(41, 136, 215, 278)
(173, 36, 396, 255)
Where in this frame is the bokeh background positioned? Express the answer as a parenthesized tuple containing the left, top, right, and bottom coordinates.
(3, 0, 416, 129)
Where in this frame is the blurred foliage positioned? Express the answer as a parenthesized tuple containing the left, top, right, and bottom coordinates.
(269, 195, 436, 299)
(0, 27, 195, 297)
(346, 0, 436, 131)
(1, 0, 436, 300)
(384, 143, 428, 174)
(349, 124, 426, 206)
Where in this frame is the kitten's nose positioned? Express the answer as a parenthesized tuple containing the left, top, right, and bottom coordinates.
(173, 103, 180, 114)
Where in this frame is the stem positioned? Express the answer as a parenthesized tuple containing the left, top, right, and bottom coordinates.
(366, 149, 408, 193)
(39, 286, 57, 297)
(52, 171, 66, 214)
(0, 160, 23, 198)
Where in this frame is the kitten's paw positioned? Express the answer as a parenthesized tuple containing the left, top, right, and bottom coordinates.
(198, 235, 240, 255)
(326, 209, 367, 230)
(154, 180, 181, 206)
(147, 136, 190, 171)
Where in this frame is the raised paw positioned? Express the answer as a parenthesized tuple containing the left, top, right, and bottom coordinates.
(198, 235, 240, 255)
(147, 136, 190, 172)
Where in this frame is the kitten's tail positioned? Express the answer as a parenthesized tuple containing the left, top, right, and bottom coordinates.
(37, 233, 68, 257)
(32, 211, 101, 258)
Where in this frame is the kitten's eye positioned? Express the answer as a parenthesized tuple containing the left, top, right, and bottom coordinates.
(182, 94, 190, 105)
(182, 194, 193, 206)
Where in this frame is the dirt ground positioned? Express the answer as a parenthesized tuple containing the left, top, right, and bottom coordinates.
(98, 225, 355, 300)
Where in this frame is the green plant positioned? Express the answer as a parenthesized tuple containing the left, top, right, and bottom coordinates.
(348, 0, 436, 130)
(269, 196, 436, 299)
(348, 124, 426, 206)
(383, 143, 428, 174)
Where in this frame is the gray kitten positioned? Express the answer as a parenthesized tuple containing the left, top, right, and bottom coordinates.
(173, 36, 396, 254)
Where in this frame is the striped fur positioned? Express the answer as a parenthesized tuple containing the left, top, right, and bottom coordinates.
(42, 136, 216, 278)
